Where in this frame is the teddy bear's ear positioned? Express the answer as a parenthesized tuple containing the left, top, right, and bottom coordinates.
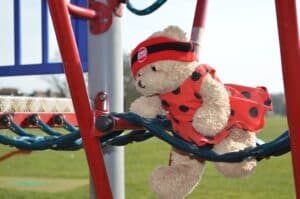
(150, 25, 188, 42)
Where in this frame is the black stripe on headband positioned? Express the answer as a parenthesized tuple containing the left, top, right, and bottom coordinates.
(131, 42, 195, 66)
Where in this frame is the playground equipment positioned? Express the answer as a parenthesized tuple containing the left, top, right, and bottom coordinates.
(0, 0, 299, 198)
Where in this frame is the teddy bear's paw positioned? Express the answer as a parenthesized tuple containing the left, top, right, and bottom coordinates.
(192, 106, 230, 136)
(129, 96, 162, 118)
(149, 164, 203, 199)
(200, 74, 230, 106)
(214, 159, 257, 178)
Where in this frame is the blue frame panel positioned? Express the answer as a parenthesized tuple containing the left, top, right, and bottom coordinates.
(0, 62, 88, 76)
(0, 0, 88, 77)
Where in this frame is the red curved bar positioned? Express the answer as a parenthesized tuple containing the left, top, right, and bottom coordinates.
(67, 3, 96, 19)
(112, 116, 144, 131)
(275, 0, 300, 197)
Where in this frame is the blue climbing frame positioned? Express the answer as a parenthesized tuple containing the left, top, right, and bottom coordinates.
(0, 0, 88, 76)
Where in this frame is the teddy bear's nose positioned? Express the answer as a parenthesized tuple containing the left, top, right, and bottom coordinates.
(138, 80, 146, 88)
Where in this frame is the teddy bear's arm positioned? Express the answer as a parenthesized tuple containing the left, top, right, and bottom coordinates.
(192, 74, 231, 137)
(129, 95, 163, 118)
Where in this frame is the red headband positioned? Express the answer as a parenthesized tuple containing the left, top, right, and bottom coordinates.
(131, 36, 197, 79)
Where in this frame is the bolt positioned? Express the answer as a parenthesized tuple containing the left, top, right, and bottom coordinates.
(99, 93, 107, 101)
(53, 114, 64, 125)
(28, 114, 39, 126)
(0, 114, 11, 127)
(102, 18, 109, 24)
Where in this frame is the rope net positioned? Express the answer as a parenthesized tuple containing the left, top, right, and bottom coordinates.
(0, 96, 80, 153)
(0, 99, 291, 162)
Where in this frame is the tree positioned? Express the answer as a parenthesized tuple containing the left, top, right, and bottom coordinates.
(44, 52, 288, 115)
(271, 93, 286, 115)
(43, 50, 288, 116)
(123, 52, 139, 111)
(43, 75, 70, 97)
(43, 52, 139, 110)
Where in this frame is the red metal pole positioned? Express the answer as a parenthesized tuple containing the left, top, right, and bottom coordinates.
(67, 3, 97, 19)
(192, 0, 207, 29)
(191, 0, 208, 56)
(275, 0, 300, 197)
(47, 1, 113, 198)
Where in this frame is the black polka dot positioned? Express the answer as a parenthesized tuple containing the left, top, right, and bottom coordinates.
(249, 107, 258, 118)
(172, 87, 181, 95)
(173, 117, 180, 124)
(241, 91, 251, 99)
(205, 136, 214, 140)
(161, 100, 170, 107)
(260, 86, 267, 91)
(230, 109, 235, 116)
(226, 126, 233, 131)
(191, 72, 201, 81)
(179, 105, 189, 112)
(264, 99, 272, 106)
(194, 92, 202, 99)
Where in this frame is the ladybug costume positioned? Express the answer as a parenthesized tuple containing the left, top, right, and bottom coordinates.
(159, 64, 272, 146)
(131, 36, 272, 146)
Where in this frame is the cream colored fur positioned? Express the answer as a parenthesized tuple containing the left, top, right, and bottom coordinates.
(149, 149, 205, 199)
(130, 25, 257, 199)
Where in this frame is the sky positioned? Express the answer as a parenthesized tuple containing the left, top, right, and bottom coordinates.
(0, 0, 298, 94)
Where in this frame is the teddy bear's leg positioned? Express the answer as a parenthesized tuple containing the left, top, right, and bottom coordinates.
(150, 148, 205, 199)
(213, 128, 257, 178)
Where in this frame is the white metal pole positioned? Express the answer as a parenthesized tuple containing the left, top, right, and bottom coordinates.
(88, 5, 124, 199)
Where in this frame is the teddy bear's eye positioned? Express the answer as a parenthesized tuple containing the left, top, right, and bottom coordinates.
(151, 65, 157, 72)
(138, 73, 141, 77)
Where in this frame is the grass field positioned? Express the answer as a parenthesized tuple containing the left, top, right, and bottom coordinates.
(0, 116, 295, 199)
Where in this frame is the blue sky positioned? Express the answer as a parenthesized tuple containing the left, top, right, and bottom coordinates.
(0, 0, 297, 93)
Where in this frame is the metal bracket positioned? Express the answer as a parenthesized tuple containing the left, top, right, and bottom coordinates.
(94, 91, 110, 113)
(93, 92, 144, 136)
(94, 91, 110, 136)
(89, 0, 123, 34)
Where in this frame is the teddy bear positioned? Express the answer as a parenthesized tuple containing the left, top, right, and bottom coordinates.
(129, 25, 272, 199)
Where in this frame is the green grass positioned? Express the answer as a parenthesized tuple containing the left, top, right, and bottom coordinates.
(0, 116, 295, 198)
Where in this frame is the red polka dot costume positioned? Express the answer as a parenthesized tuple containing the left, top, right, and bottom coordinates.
(131, 36, 272, 146)
(159, 64, 272, 146)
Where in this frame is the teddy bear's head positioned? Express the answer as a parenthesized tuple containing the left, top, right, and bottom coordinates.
(130, 26, 199, 96)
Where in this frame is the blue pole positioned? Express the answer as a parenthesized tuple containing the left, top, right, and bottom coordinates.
(76, 0, 88, 72)
(14, 0, 21, 65)
(41, 0, 49, 63)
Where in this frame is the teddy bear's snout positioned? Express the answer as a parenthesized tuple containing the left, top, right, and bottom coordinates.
(138, 80, 146, 88)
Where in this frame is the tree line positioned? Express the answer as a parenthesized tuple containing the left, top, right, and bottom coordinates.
(1, 53, 284, 115)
